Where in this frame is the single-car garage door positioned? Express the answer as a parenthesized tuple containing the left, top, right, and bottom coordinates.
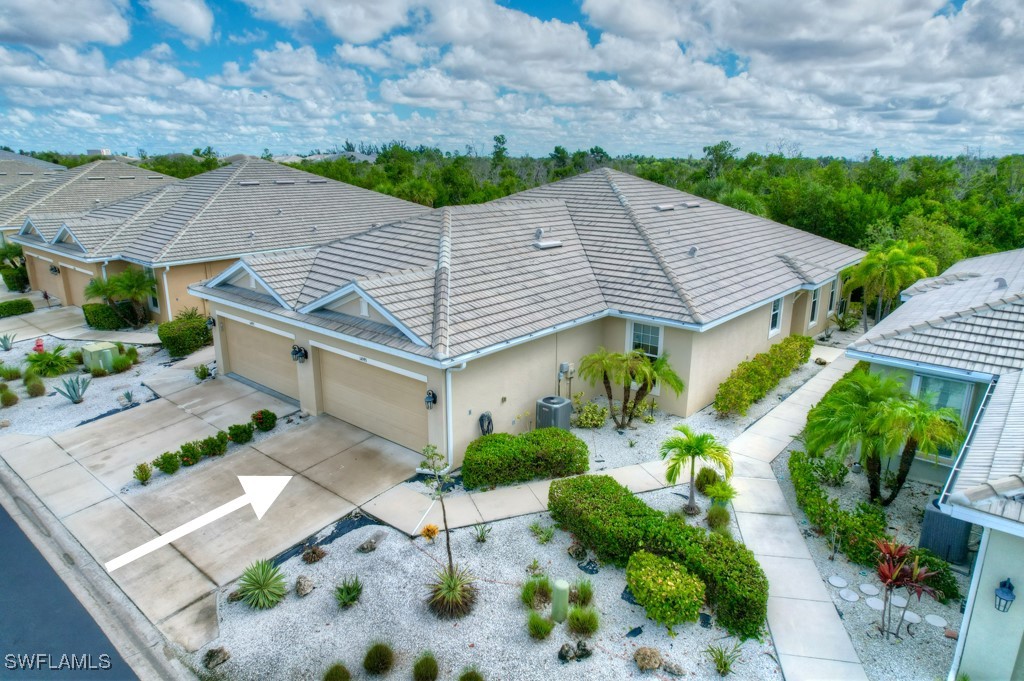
(27, 255, 66, 301)
(223, 319, 299, 400)
(320, 350, 428, 451)
(63, 267, 94, 307)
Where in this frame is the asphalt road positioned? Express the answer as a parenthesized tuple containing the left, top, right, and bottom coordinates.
(0, 503, 136, 680)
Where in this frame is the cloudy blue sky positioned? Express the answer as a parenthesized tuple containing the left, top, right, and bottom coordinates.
(0, 0, 1020, 158)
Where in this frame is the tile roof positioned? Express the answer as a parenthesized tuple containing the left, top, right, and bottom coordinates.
(0, 160, 173, 229)
(19, 159, 429, 265)
(0, 159, 66, 185)
(0, 150, 66, 169)
(197, 169, 861, 362)
(851, 248, 1024, 375)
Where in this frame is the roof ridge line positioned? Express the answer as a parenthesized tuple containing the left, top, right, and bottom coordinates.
(431, 206, 453, 359)
(602, 168, 704, 324)
(152, 161, 249, 263)
(852, 293, 1024, 347)
(17, 160, 103, 219)
(86, 184, 178, 256)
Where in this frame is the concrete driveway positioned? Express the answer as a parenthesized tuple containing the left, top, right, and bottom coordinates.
(0, 293, 160, 344)
(0, 373, 421, 652)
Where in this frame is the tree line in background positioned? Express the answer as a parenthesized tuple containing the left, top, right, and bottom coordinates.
(10, 138, 1023, 274)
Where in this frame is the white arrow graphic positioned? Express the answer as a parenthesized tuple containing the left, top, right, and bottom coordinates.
(105, 476, 292, 573)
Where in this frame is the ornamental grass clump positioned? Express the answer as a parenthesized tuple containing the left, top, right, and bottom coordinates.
(322, 663, 351, 681)
(412, 652, 439, 681)
(705, 641, 742, 676)
(237, 559, 287, 609)
(520, 575, 552, 609)
(570, 579, 594, 606)
(362, 642, 394, 676)
(526, 611, 555, 640)
(458, 668, 484, 681)
(567, 605, 599, 637)
(26, 378, 45, 398)
(0, 389, 17, 408)
(428, 565, 477, 619)
(707, 505, 730, 530)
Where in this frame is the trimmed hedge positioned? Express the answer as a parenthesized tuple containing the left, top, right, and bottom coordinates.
(548, 475, 769, 639)
(83, 302, 133, 330)
(462, 427, 589, 489)
(626, 550, 705, 628)
(157, 317, 211, 357)
(1, 267, 28, 292)
(714, 335, 815, 416)
(0, 298, 34, 318)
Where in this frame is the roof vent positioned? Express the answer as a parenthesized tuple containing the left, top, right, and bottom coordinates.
(118, 175, 136, 179)
(17, 171, 32, 176)
(533, 227, 563, 250)
(654, 204, 675, 211)
(275, 208, 282, 215)
(311, 225, 318, 232)
(147, 175, 163, 179)
(248, 231, 255, 239)
(86, 176, 105, 180)
(688, 246, 699, 257)
(238, 180, 260, 186)
(683, 201, 701, 208)
(995, 277, 1008, 290)
(274, 179, 295, 185)
(307, 178, 327, 184)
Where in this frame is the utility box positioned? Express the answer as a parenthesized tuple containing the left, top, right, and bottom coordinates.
(82, 342, 116, 372)
(919, 497, 972, 564)
(536, 395, 572, 430)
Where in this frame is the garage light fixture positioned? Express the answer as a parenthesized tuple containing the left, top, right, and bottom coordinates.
(996, 578, 1016, 613)
(425, 389, 437, 410)
(291, 345, 308, 363)
(205, 316, 216, 329)
(48, 265, 60, 276)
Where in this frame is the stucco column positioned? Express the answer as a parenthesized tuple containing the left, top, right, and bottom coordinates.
(211, 310, 228, 375)
(296, 335, 320, 415)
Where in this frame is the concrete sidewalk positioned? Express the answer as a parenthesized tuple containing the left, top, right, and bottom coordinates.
(0, 300, 161, 345)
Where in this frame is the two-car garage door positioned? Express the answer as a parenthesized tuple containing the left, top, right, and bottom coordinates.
(319, 350, 429, 452)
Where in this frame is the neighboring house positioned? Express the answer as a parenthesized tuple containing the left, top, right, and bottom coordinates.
(10, 159, 429, 320)
(190, 168, 862, 467)
(848, 248, 1024, 482)
(0, 152, 66, 244)
(845, 247, 1024, 681)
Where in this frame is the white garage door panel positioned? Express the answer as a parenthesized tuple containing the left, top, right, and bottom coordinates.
(223, 320, 299, 399)
(320, 351, 427, 452)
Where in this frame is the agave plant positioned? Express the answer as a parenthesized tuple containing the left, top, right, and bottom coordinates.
(54, 376, 91, 404)
(0, 333, 14, 351)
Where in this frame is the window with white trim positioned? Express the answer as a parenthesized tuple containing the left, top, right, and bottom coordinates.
(768, 297, 783, 336)
(809, 288, 820, 327)
(630, 322, 661, 359)
(827, 278, 837, 315)
(143, 267, 159, 311)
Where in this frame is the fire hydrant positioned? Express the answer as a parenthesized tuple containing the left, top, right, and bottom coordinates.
(33, 338, 44, 353)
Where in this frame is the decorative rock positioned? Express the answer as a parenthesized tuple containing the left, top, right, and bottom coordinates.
(865, 597, 885, 611)
(634, 647, 663, 672)
(699, 612, 712, 629)
(0, 419, 10, 428)
(558, 644, 576, 663)
(815, 357, 828, 365)
(621, 586, 640, 606)
(578, 560, 599, 575)
(203, 647, 230, 670)
(903, 611, 922, 624)
(568, 541, 587, 561)
(859, 584, 880, 596)
(925, 614, 948, 628)
(626, 626, 644, 638)
(295, 575, 314, 597)
(575, 640, 592, 660)
(945, 628, 959, 640)
(226, 589, 243, 603)
(839, 589, 860, 602)
(828, 575, 849, 588)
(662, 661, 685, 676)
(357, 530, 386, 553)
(891, 595, 908, 608)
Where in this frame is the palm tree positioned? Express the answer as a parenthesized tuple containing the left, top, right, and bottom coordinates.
(111, 268, 157, 327)
(578, 347, 625, 426)
(625, 353, 684, 427)
(847, 241, 937, 331)
(871, 396, 962, 505)
(84, 276, 133, 327)
(804, 369, 907, 502)
(660, 425, 733, 515)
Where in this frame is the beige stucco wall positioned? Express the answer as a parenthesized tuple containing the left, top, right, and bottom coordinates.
(21, 246, 105, 306)
(155, 259, 235, 323)
(959, 529, 1024, 681)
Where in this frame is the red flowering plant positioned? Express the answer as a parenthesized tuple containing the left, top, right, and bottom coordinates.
(875, 538, 938, 639)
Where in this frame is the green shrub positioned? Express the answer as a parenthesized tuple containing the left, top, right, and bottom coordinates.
(695, 466, 720, 494)
(69, 349, 83, 364)
(26, 379, 45, 398)
(527, 611, 555, 640)
(707, 505, 730, 530)
(909, 547, 962, 603)
(90, 366, 108, 378)
(0, 267, 28, 292)
(529, 521, 555, 544)
(152, 451, 181, 475)
(1, 390, 18, 407)
(713, 335, 815, 416)
(237, 559, 287, 609)
(567, 605, 599, 636)
(462, 428, 589, 489)
(362, 642, 394, 676)
(252, 408, 277, 432)
(573, 401, 608, 428)
(125, 346, 138, 363)
(228, 422, 254, 444)
(520, 575, 552, 610)
(198, 432, 229, 457)
(323, 663, 351, 681)
(194, 363, 210, 380)
(570, 578, 593, 606)
(548, 475, 662, 566)
(413, 652, 439, 681)
(0, 298, 33, 318)
(458, 669, 484, 681)
(111, 354, 133, 374)
(179, 441, 203, 466)
(812, 453, 850, 487)
(334, 575, 362, 608)
(157, 317, 211, 357)
(133, 462, 152, 485)
(82, 303, 131, 330)
(26, 344, 76, 377)
(1, 365, 22, 381)
(626, 550, 705, 628)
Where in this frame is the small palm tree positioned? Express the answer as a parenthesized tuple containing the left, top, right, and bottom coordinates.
(111, 268, 157, 327)
(625, 353, 684, 427)
(847, 240, 937, 331)
(578, 347, 626, 426)
(660, 425, 733, 515)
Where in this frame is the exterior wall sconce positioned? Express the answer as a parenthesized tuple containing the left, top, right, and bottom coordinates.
(290, 345, 308, 363)
(425, 389, 437, 410)
(48, 265, 60, 275)
(205, 316, 216, 329)
(996, 578, 1016, 612)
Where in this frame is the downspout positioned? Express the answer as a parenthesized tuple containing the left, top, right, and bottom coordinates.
(948, 527, 988, 681)
(101, 261, 109, 280)
(161, 266, 171, 320)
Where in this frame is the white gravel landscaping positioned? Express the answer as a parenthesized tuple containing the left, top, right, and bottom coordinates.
(0, 334, 169, 435)
(198, 501, 778, 681)
(772, 444, 970, 681)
